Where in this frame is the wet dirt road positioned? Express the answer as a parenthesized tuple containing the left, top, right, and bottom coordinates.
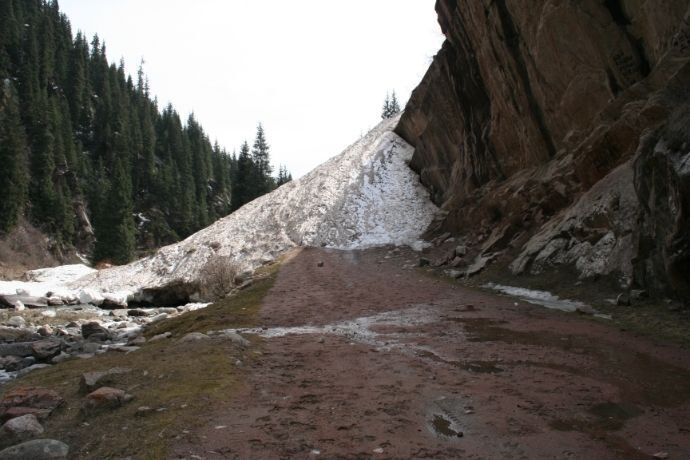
(173, 247, 690, 459)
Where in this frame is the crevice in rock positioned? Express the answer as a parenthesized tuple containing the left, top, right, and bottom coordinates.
(603, 0, 651, 78)
(603, 0, 631, 26)
(494, 0, 557, 158)
(606, 68, 622, 96)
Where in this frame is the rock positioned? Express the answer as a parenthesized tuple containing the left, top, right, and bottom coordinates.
(616, 292, 631, 306)
(79, 368, 132, 394)
(80, 343, 101, 354)
(0, 439, 69, 459)
(12, 301, 25, 312)
(6, 317, 25, 328)
(0, 356, 23, 372)
(179, 332, 209, 342)
(135, 406, 153, 417)
(433, 232, 452, 246)
(127, 309, 149, 317)
(455, 245, 467, 257)
(149, 313, 168, 323)
(36, 326, 53, 337)
(0, 414, 44, 443)
(148, 332, 171, 342)
(0, 327, 37, 343)
(445, 269, 463, 279)
(317, 261, 324, 267)
(39, 310, 56, 319)
(127, 336, 146, 346)
(0, 387, 64, 422)
(652, 452, 669, 459)
(30, 341, 62, 361)
(50, 353, 71, 364)
(217, 331, 250, 348)
(46, 297, 63, 307)
(109, 309, 129, 319)
(418, 257, 431, 267)
(80, 322, 108, 340)
(630, 289, 648, 301)
(449, 256, 464, 268)
(0, 343, 34, 358)
(464, 253, 495, 277)
(396, 0, 690, 301)
(82, 387, 133, 414)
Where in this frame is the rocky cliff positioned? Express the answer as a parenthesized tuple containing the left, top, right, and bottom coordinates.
(397, 0, 690, 301)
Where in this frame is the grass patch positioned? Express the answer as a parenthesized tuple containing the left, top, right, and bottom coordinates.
(3, 338, 242, 459)
(0, 260, 284, 458)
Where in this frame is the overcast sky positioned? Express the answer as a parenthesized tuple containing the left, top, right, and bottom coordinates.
(59, 1, 444, 178)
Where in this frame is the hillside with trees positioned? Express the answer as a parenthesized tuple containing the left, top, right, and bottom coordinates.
(0, 0, 289, 265)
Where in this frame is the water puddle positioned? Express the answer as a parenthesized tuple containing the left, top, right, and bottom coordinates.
(431, 414, 463, 438)
(230, 304, 442, 351)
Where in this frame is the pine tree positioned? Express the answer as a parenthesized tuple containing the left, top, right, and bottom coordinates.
(276, 165, 292, 186)
(381, 90, 401, 119)
(251, 123, 273, 196)
(0, 81, 29, 233)
(232, 141, 252, 211)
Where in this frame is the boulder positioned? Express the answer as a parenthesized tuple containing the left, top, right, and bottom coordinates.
(148, 332, 171, 343)
(0, 387, 64, 422)
(79, 368, 131, 394)
(82, 387, 133, 415)
(6, 317, 25, 329)
(0, 356, 23, 372)
(0, 439, 69, 459)
(30, 341, 62, 361)
(215, 331, 250, 348)
(0, 343, 33, 358)
(0, 414, 44, 444)
(80, 322, 108, 340)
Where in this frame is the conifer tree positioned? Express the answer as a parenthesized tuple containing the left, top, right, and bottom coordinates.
(251, 123, 273, 196)
(0, 81, 29, 233)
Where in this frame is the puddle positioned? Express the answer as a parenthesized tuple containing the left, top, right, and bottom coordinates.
(231, 304, 442, 351)
(483, 283, 588, 312)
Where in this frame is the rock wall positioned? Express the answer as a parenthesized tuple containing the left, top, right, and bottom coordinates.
(397, 0, 690, 300)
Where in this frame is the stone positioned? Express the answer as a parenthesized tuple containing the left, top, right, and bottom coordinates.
(0, 356, 23, 372)
(39, 310, 56, 318)
(127, 336, 146, 346)
(31, 341, 62, 361)
(12, 301, 25, 312)
(630, 289, 648, 300)
(50, 353, 71, 365)
(317, 261, 324, 267)
(217, 331, 250, 348)
(36, 326, 53, 337)
(0, 414, 44, 443)
(0, 343, 33, 358)
(418, 257, 431, 267)
(148, 332, 171, 342)
(455, 245, 467, 257)
(149, 313, 168, 323)
(135, 406, 153, 417)
(0, 439, 69, 459)
(0, 387, 64, 422)
(616, 292, 631, 306)
(450, 256, 464, 268)
(81, 343, 101, 354)
(6, 317, 25, 328)
(237, 280, 253, 291)
(179, 332, 209, 342)
(82, 387, 133, 414)
(79, 368, 131, 394)
(576, 305, 596, 315)
(80, 322, 108, 339)
(127, 309, 149, 317)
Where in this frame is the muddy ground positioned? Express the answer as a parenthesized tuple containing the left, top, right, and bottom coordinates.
(171, 247, 690, 459)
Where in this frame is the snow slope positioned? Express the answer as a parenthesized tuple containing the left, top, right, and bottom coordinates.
(71, 116, 439, 300)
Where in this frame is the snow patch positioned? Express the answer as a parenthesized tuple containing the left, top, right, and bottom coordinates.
(483, 283, 587, 312)
(71, 116, 439, 298)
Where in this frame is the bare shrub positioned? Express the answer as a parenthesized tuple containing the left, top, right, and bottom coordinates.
(198, 255, 238, 301)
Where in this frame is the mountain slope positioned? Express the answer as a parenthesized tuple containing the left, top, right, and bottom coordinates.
(71, 117, 438, 304)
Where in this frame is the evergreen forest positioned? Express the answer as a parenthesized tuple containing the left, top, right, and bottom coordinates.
(0, 0, 291, 264)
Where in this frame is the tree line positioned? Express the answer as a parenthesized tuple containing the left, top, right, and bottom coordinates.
(0, 0, 290, 264)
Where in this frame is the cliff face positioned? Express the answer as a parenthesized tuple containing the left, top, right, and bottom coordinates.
(397, 0, 690, 300)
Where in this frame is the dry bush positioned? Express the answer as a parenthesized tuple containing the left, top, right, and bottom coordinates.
(198, 255, 238, 301)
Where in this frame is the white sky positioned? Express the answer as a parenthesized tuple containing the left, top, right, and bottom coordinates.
(59, 0, 444, 178)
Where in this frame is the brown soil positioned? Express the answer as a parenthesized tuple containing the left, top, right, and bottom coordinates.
(171, 247, 690, 459)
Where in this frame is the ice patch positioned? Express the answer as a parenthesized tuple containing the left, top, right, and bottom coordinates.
(483, 283, 587, 312)
(24, 264, 96, 284)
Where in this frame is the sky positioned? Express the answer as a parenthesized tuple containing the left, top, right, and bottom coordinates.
(59, 1, 444, 178)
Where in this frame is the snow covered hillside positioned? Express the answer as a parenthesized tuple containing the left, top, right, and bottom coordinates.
(69, 116, 438, 303)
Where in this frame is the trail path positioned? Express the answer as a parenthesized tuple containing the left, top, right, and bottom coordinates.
(173, 247, 690, 459)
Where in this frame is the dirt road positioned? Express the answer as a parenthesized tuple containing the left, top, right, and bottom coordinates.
(173, 247, 690, 459)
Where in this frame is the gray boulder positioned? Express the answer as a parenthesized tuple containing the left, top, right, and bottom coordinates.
(0, 439, 68, 459)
